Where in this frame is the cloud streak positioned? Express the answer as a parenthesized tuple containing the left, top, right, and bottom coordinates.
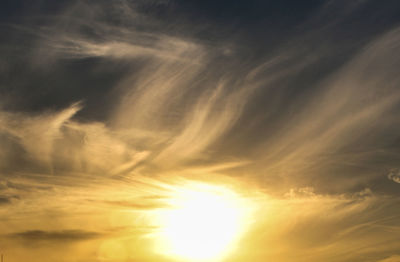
(8, 229, 103, 242)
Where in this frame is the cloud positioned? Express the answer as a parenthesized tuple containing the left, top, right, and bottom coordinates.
(243, 26, 400, 194)
(0, 102, 82, 171)
(378, 255, 400, 262)
(235, 190, 400, 262)
(19, 0, 260, 169)
(284, 187, 317, 199)
(8, 229, 103, 242)
(388, 169, 400, 184)
(1, 1, 400, 262)
(31, 0, 203, 66)
(50, 36, 200, 62)
(0, 103, 152, 177)
(0, 196, 11, 205)
(102, 200, 168, 210)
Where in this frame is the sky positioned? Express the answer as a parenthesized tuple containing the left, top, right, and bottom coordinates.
(1, 0, 400, 261)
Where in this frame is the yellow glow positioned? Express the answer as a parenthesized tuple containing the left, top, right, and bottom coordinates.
(156, 182, 251, 261)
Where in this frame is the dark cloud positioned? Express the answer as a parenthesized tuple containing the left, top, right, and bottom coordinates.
(0, 196, 11, 205)
(8, 229, 103, 242)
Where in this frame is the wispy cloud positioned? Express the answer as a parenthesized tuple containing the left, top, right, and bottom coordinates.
(1, 1, 400, 262)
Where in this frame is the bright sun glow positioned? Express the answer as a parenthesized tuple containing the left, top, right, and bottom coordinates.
(156, 183, 251, 261)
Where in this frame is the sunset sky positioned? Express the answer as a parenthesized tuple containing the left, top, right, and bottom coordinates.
(1, 1, 400, 261)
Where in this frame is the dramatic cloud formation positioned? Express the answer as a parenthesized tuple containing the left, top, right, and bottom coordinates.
(0, 0, 400, 261)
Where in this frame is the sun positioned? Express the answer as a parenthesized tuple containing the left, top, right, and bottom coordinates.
(155, 182, 251, 261)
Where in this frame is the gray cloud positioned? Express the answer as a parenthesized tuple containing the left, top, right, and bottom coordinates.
(0, 196, 11, 205)
(8, 230, 103, 242)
